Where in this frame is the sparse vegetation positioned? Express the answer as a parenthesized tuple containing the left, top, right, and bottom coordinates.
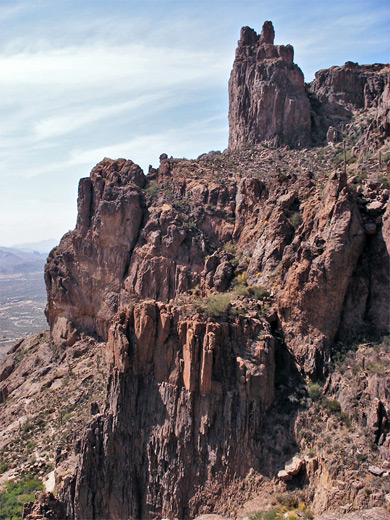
(289, 211, 302, 229)
(143, 180, 160, 199)
(223, 242, 236, 254)
(249, 497, 314, 520)
(0, 476, 43, 520)
(307, 382, 322, 402)
(203, 293, 234, 317)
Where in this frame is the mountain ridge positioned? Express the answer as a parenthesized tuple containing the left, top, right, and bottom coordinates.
(0, 21, 389, 520)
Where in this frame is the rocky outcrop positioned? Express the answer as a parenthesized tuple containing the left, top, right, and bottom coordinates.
(46, 145, 389, 373)
(228, 22, 312, 149)
(9, 20, 388, 520)
(45, 158, 146, 341)
(277, 171, 366, 375)
(61, 302, 275, 519)
(228, 22, 389, 149)
(39, 144, 389, 517)
(310, 62, 389, 111)
(309, 62, 390, 144)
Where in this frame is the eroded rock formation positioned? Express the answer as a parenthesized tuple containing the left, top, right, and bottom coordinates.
(61, 303, 275, 519)
(309, 62, 390, 146)
(228, 21, 312, 148)
(228, 22, 389, 150)
(2, 20, 389, 520)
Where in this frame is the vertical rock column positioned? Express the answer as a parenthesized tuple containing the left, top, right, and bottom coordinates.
(228, 21, 311, 148)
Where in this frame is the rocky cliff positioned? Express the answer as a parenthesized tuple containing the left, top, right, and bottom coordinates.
(228, 22, 312, 148)
(0, 21, 389, 520)
(228, 21, 390, 150)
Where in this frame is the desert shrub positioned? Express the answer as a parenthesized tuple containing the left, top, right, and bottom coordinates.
(366, 361, 387, 374)
(338, 411, 351, 427)
(22, 422, 34, 434)
(235, 285, 250, 297)
(223, 242, 236, 254)
(307, 382, 322, 402)
(0, 477, 43, 520)
(26, 441, 36, 451)
(276, 494, 299, 509)
(143, 180, 159, 199)
(236, 271, 248, 286)
(204, 293, 233, 317)
(249, 510, 283, 520)
(248, 285, 269, 300)
(35, 416, 45, 428)
(0, 462, 8, 474)
(323, 398, 341, 414)
(289, 211, 302, 229)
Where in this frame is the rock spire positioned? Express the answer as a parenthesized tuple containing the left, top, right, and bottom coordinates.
(228, 21, 312, 148)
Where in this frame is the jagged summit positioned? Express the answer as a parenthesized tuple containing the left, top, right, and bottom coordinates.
(228, 21, 311, 149)
(229, 21, 389, 151)
(239, 20, 275, 46)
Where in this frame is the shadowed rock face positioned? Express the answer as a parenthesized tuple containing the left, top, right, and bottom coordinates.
(61, 302, 275, 520)
(228, 21, 312, 149)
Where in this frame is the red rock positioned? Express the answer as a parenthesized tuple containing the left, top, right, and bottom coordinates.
(228, 22, 311, 149)
(366, 200, 385, 215)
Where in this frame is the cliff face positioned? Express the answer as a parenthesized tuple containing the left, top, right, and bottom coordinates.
(228, 22, 389, 150)
(45, 149, 389, 379)
(1, 20, 389, 520)
(62, 303, 275, 519)
(228, 22, 312, 148)
(40, 138, 389, 518)
(45, 159, 146, 342)
(309, 62, 390, 146)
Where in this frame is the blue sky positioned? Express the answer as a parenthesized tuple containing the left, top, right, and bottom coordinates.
(0, 0, 389, 247)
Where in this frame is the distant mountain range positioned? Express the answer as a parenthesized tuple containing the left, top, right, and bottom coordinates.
(0, 239, 59, 275)
(10, 238, 59, 253)
(0, 246, 48, 275)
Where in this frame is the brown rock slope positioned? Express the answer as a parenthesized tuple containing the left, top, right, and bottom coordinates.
(41, 139, 388, 518)
(309, 61, 390, 146)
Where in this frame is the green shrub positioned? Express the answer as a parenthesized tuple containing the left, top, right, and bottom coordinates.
(248, 285, 269, 300)
(307, 382, 322, 402)
(0, 462, 8, 474)
(204, 293, 234, 317)
(0, 477, 43, 520)
(289, 211, 302, 229)
(22, 422, 33, 434)
(223, 242, 236, 254)
(143, 180, 160, 199)
(26, 441, 36, 451)
(35, 416, 45, 428)
(323, 398, 341, 414)
(276, 494, 299, 509)
(366, 361, 387, 374)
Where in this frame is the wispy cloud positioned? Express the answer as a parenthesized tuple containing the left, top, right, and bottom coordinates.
(1, 0, 389, 246)
(33, 94, 173, 141)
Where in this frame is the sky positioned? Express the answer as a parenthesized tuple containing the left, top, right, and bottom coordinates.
(0, 0, 389, 248)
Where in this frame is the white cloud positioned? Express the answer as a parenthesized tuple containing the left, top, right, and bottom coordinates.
(0, 43, 229, 93)
(33, 93, 172, 140)
(1, 0, 389, 246)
